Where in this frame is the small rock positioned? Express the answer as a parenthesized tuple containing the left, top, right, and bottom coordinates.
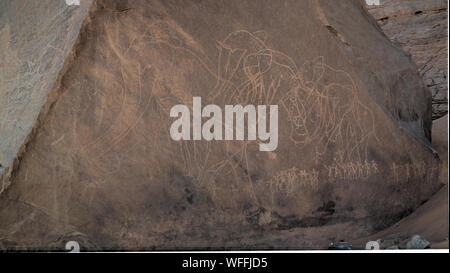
(406, 235, 430, 249)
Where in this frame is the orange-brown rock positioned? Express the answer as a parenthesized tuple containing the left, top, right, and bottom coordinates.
(0, 0, 443, 250)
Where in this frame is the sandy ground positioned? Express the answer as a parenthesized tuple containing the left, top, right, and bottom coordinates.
(354, 184, 448, 249)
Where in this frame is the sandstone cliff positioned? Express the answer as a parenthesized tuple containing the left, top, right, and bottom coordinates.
(366, 0, 448, 119)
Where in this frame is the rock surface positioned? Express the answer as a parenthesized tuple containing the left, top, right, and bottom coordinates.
(0, 0, 442, 250)
(0, 0, 93, 194)
(365, 0, 448, 119)
(432, 115, 448, 185)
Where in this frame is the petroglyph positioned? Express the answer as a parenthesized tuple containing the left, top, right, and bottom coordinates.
(187, 30, 377, 195)
(266, 159, 380, 197)
(391, 161, 429, 183)
(79, 23, 379, 199)
(326, 159, 379, 181)
(267, 166, 320, 196)
(282, 57, 378, 164)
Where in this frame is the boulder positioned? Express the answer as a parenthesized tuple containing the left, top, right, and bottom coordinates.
(406, 235, 431, 249)
(0, 0, 442, 250)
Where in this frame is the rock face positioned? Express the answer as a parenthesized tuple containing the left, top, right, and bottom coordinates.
(365, 0, 448, 119)
(432, 115, 448, 185)
(0, 0, 442, 250)
(0, 0, 93, 194)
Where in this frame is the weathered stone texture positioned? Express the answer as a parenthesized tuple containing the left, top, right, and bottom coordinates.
(0, 0, 92, 193)
(0, 0, 442, 250)
(366, 0, 448, 119)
